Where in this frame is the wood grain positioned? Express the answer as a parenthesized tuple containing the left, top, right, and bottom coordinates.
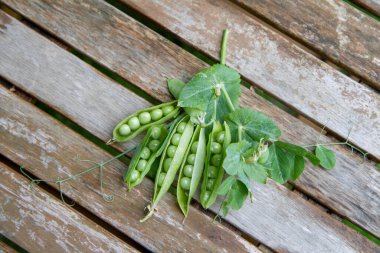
(233, 0, 380, 89)
(0, 3, 379, 237)
(119, 0, 380, 160)
(352, 0, 380, 16)
(0, 240, 18, 253)
(0, 162, 139, 253)
(1, 84, 378, 253)
(0, 87, 260, 253)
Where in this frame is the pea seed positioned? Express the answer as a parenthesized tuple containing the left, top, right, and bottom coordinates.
(176, 122, 187, 134)
(158, 172, 166, 186)
(138, 112, 151, 125)
(118, 124, 131, 136)
(206, 179, 215, 191)
(148, 140, 160, 152)
(211, 154, 222, 166)
(163, 158, 172, 172)
(171, 133, 182, 146)
(140, 147, 151, 159)
(202, 191, 211, 202)
(128, 117, 140, 130)
(207, 166, 218, 178)
(180, 177, 191, 190)
(187, 154, 196, 165)
(191, 141, 199, 153)
(130, 170, 140, 182)
(167, 145, 177, 158)
(211, 142, 222, 154)
(151, 126, 162, 139)
(215, 131, 225, 144)
(137, 159, 147, 172)
(162, 105, 175, 116)
(150, 109, 163, 121)
(183, 165, 193, 177)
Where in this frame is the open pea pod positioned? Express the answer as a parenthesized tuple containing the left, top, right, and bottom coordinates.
(123, 125, 168, 190)
(200, 121, 231, 209)
(177, 125, 206, 217)
(112, 100, 180, 142)
(140, 115, 194, 222)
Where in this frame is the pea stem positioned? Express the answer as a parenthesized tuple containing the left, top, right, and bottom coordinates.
(222, 87, 236, 112)
(220, 29, 229, 65)
(238, 126, 243, 142)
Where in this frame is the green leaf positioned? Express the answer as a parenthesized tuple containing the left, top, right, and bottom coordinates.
(305, 152, 320, 165)
(315, 145, 336, 170)
(268, 143, 292, 184)
(178, 64, 240, 121)
(225, 108, 281, 143)
(167, 79, 185, 99)
(376, 163, 380, 170)
(243, 163, 268, 184)
(275, 141, 308, 156)
(228, 180, 248, 210)
(290, 155, 305, 181)
(217, 176, 236, 195)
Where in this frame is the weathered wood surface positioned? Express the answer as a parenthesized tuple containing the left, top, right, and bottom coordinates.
(233, 0, 380, 88)
(0, 240, 18, 253)
(352, 0, 380, 16)
(120, 0, 380, 160)
(0, 3, 379, 238)
(0, 87, 260, 253)
(0, 163, 138, 253)
(0, 16, 378, 253)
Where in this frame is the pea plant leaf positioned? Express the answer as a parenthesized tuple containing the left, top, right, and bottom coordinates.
(225, 108, 281, 143)
(223, 140, 268, 183)
(217, 175, 236, 195)
(267, 143, 292, 184)
(178, 64, 241, 122)
(276, 141, 320, 165)
(228, 180, 248, 210)
(315, 145, 336, 170)
(290, 155, 305, 181)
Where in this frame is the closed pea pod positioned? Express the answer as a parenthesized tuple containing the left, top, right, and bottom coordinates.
(177, 125, 206, 217)
(200, 121, 231, 209)
(112, 100, 180, 143)
(141, 115, 194, 222)
(123, 125, 168, 190)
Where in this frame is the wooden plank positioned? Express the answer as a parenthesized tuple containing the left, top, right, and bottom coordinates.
(0, 2, 379, 238)
(0, 241, 18, 253)
(0, 16, 373, 251)
(233, 0, 380, 89)
(119, 0, 380, 160)
(0, 87, 260, 253)
(0, 162, 139, 253)
(351, 0, 380, 17)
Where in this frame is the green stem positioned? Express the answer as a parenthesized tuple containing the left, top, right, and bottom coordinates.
(303, 142, 368, 160)
(220, 29, 229, 65)
(238, 126, 243, 142)
(222, 87, 235, 112)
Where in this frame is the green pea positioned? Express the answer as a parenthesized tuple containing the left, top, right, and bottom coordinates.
(158, 172, 166, 186)
(151, 126, 162, 139)
(167, 145, 177, 158)
(137, 159, 147, 172)
(171, 133, 182, 146)
(180, 177, 191, 190)
(130, 170, 140, 182)
(207, 166, 218, 178)
(140, 147, 151, 160)
(202, 191, 211, 203)
(215, 131, 225, 144)
(176, 122, 187, 134)
(162, 105, 175, 116)
(191, 141, 199, 153)
(258, 149, 269, 164)
(163, 158, 172, 172)
(150, 109, 163, 121)
(187, 154, 196, 165)
(118, 124, 131, 136)
(138, 112, 151, 125)
(211, 142, 222, 154)
(206, 179, 215, 191)
(211, 154, 222, 166)
(148, 140, 160, 152)
(183, 165, 193, 177)
(128, 117, 140, 130)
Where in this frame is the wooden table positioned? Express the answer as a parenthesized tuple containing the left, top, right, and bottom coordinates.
(1, 0, 379, 252)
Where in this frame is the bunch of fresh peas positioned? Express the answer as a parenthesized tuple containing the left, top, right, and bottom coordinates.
(111, 86, 231, 221)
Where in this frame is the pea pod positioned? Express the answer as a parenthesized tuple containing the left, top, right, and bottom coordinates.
(177, 125, 206, 217)
(123, 125, 168, 190)
(112, 100, 180, 142)
(141, 115, 194, 222)
(200, 121, 231, 209)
